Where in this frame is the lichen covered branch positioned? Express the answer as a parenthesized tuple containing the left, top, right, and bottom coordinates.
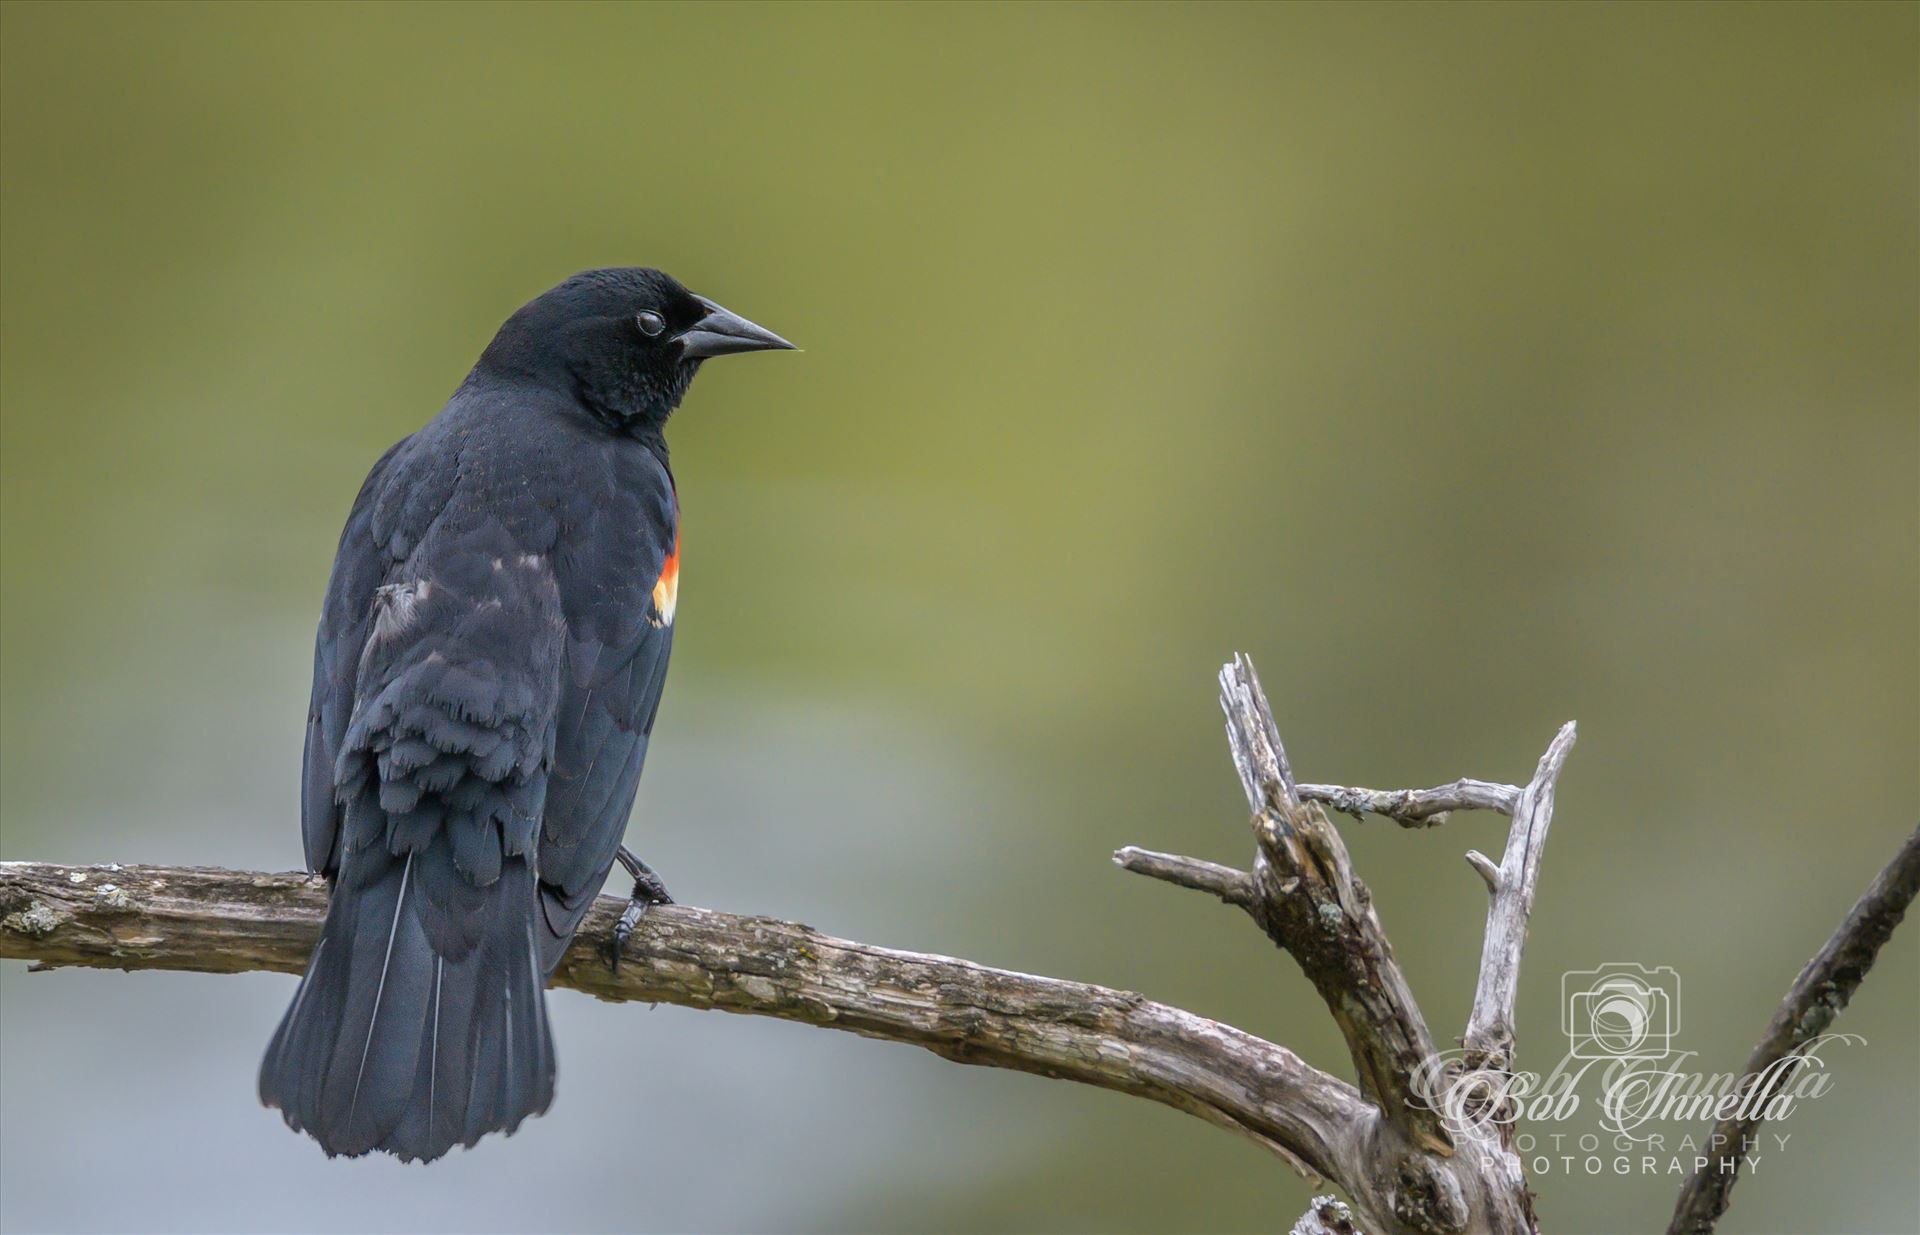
(1298, 781, 1519, 829)
(1292, 1195, 1363, 1235)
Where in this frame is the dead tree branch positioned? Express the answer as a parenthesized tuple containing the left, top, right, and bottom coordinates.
(0, 857, 1368, 1183)
(1460, 722, 1577, 1072)
(1117, 655, 1576, 1235)
(16, 655, 1902, 1235)
(1111, 847, 1255, 908)
(1666, 821, 1920, 1235)
(1224, 656, 1454, 1157)
(1298, 781, 1520, 829)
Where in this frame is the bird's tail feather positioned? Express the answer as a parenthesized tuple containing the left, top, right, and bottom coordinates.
(259, 852, 554, 1162)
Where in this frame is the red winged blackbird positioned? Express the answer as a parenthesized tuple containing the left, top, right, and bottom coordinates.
(260, 269, 794, 1161)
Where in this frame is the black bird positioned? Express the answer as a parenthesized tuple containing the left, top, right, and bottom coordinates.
(259, 269, 794, 1161)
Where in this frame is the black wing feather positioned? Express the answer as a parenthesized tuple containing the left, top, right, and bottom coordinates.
(302, 436, 412, 875)
(534, 460, 678, 970)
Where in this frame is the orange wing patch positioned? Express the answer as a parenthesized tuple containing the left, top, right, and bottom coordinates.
(649, 532, 680, 627)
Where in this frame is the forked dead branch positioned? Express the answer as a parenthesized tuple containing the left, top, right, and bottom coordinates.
(1117, 656, 1569, 1233)
(2, 656, 1913, 1235)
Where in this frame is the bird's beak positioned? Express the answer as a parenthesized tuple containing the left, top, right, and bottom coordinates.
(677, 296, 797, 359)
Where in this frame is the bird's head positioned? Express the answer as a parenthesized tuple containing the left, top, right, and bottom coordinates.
(476, 267, 795, 430)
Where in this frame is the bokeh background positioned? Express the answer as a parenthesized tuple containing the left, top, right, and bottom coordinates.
(2, 3, 1914, 1233)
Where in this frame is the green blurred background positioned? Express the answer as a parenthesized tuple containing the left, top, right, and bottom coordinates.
(1, 3, 1914, 1232)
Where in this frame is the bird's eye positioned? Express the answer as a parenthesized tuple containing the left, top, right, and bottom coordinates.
(636, 311, 666, 337)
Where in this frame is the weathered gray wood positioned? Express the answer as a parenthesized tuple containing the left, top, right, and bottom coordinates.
(1119, 657, 1561, 1235)
(1460, 722, 1577, 1071)
(1292, 1195, 1363, 1235)
(1666, 821, 1920, 1235)
(1218, 656, 1452, 1155)
(1298, 780, 1520, 829)
(0, 857, 1368, 1183)
(1110, 846, 1255, 907)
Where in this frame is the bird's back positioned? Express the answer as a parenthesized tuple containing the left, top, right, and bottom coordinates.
(264, 381, 680, 1159)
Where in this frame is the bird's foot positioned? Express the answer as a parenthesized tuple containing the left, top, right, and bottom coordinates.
(607, 847, 673, 973)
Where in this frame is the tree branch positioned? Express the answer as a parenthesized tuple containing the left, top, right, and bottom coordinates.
(5, 653, 1594, 1235)
(6, 645, 1907, 1235)
(1218, 655, 1454, 1157)
(1298, 781, 1520, 829)
(1116, 659, 1579, 1234)
(1666, 821, 1920, 1235)
(1460, 721, 1577, 1072)
(1111, 846, 1255, 908)
(0, 858, 1368, 1184)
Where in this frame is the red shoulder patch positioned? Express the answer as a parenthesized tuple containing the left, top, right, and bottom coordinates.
(649, 530, 680, 626)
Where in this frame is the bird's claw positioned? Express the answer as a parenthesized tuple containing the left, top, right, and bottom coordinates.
(607, 848, 673, 974)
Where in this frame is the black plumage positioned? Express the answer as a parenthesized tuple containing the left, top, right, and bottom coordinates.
(260, 268, 793, 1161)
